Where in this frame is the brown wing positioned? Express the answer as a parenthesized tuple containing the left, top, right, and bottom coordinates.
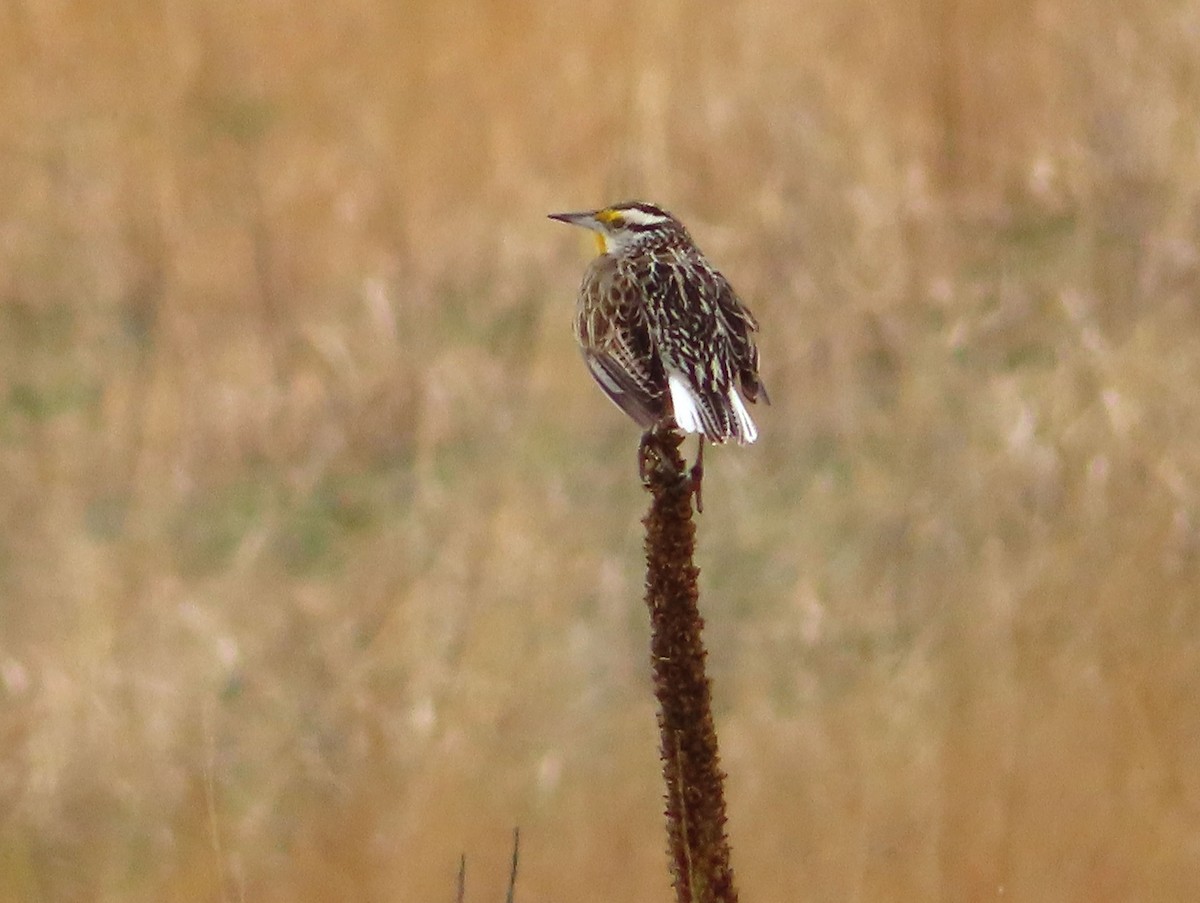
(711, 270, 769, 405)
(575, 259, 669, 429)
(581, 339, 665, 429)
(626, 248, 767, 443)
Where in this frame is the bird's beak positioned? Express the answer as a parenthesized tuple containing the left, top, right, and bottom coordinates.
(548, 210, 600, 230)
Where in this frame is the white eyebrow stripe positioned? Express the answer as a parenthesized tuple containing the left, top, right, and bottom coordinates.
(619, 207, 669, 227)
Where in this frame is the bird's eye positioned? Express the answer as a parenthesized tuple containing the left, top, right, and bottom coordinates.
(609, 215, 626, 229)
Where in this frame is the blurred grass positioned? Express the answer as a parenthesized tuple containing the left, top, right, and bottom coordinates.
(2, 1, 1200, 901)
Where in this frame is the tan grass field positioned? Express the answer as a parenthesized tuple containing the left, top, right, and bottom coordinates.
(2, 2, 1200, 900)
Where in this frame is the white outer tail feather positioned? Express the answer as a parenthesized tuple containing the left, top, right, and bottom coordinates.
(667, 371, 758, 445)
(728, 387, 758, 444)
(667, 372, 704, 435)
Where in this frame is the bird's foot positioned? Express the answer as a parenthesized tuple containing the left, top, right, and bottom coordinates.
(639, 422, 693, 497)
(638, 423, 672, 485)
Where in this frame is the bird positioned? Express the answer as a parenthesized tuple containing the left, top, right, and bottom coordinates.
(548, 200, 768, 451)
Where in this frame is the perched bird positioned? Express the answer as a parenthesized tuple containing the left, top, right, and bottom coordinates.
(549, 200, 768, 447)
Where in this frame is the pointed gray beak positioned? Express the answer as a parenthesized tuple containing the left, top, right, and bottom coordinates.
(548, 210, 600, 230)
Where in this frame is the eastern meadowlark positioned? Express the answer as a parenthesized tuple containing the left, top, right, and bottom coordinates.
(549, 200, 768, 447)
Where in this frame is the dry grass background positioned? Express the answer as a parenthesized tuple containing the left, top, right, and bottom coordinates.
(2, 1, 1200, 900)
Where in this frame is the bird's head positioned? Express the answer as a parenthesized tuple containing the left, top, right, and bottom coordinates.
(548, 200, 682, 255)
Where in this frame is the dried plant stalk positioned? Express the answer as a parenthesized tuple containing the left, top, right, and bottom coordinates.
(640, 426, 738, 903)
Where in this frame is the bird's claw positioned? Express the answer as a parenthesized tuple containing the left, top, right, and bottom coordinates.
(639, 426, 705, 514)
